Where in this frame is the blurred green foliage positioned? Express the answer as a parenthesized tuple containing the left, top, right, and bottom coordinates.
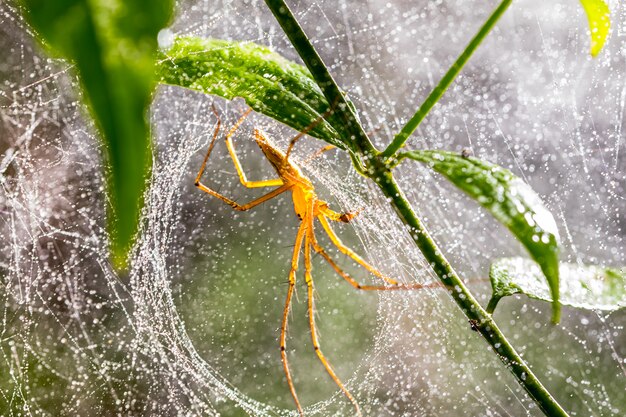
(20, 0, 174, 270)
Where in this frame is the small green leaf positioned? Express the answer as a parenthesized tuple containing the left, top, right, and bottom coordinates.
(401, 150, 561, 322)
(20, 0, 174, 270)
(488, 257, 625, 313)
(157, 36, 352, 151)
(580, 0, 611, 57)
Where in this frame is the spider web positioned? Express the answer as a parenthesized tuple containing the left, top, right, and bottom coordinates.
(1, 0, 625, 416)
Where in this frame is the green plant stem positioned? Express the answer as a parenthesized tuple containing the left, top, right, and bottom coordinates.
(381, 0, 512, 158)
(264, 0, 376, 159)
(264, 0, 570, 415)
(370, 165, 569, 417)
(486, 295, 502, 314)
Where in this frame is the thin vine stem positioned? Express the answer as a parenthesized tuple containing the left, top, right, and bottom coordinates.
(371, 167, 569, 417)
(381, 0, 512, 158)
(264, 0, 376, 159)
(263, 0, 570, 415)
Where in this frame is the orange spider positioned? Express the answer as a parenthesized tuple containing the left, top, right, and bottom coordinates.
(195, 107, 432, 416)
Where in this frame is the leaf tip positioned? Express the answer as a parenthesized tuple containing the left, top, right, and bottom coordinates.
(111, 247, 129, 273)
(581, 0, 611, 57)
(550, 303, 561, 324)
(108, 209, 139, 274)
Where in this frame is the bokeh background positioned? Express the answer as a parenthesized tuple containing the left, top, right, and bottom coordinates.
(1, 0, 624, 416)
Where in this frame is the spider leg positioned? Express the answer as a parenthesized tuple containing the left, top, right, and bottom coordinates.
(196, 107, 283, 201)
(306, 216, 435, 291)
(194, 105, 222, 185)
(195, 106, 293, 209)
(316, 213, 475, 289)
(303, 145, 336, 164)
(281, 221, 307, 416)
(285, 98, 340, 160)
(225, 108, 283, 188)
(317, 215, 400, 286)
(195, 182, 292, 211)
(310, 237, 436, 291)
(303, 220, 362, 417)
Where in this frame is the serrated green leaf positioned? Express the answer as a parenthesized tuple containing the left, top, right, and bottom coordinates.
(156, 36, 352, 152)
(580, 0, 611, 57)
(20, 0, 174, 270)
(488, 257, 625, 312)
(401, 150, 561, 322)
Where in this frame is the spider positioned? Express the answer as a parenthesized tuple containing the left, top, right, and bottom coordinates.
(195, 106, 435, 416)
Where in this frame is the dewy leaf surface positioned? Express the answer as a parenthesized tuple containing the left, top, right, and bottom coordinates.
(402, 150, 561, 321)
(20, 0, 174, 270)
(157, 36, 351, 151)
(489, 257, 625, 312)
(580, 0, 611, 56)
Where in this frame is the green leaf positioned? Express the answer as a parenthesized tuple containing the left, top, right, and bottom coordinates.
(20, 0, 174, 270)
(157, 36, 352, 151)
(488, 257, 625, 312)
(580, 0, 611, 57)
(401, 150, 561, 322)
